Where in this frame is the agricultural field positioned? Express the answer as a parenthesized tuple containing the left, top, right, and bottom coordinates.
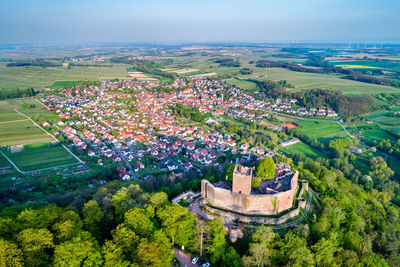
(223, 78, 258, 90)
(279, 142, 327, 159)
(294, 120, 348, 144)
(50, 80, 100, 89)
(0, 63, 132, 89)
(234, 67, 400, 94)
(0, 107, 51, 146)
(334, 65, 380, 69)
(2, 143, 78, 172)
(330, 60, 400, 72)
(0, 98, 59, 146)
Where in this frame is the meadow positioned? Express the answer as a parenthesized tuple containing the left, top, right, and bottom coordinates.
(223, 78, 258, 90)
(279, 142, 327, 159)
(294, 120, 348, 144)
(3, 143, 78, 172)
(374, 116, 400, 135)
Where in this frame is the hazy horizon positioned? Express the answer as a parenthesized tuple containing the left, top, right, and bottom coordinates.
(1, 0, 400, 44)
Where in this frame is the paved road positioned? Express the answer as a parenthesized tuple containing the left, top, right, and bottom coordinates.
(162, 152, 186, 173)
(337, 121, 354, 138)
(189, 198, 214, 221)
(106, 141, 138, 180)
(174, 248, 198, 267)
(0, 150, 26, 174)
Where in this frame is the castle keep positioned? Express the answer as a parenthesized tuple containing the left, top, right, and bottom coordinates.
(201, 163, 298, 215)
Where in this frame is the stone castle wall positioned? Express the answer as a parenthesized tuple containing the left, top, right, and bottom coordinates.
(202, 179, 308, 225)
(201, 171, 299, 215)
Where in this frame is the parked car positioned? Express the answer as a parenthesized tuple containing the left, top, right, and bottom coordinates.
(202, 262, 210, 267)
(192, 256, 199, 264)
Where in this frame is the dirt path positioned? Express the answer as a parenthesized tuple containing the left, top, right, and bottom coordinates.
(0, 119, 29, 124)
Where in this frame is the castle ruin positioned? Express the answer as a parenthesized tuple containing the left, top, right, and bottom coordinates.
(201, 163, 299, 215)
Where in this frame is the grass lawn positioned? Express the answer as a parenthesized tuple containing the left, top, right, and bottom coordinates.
(279, 142, 327, 159)
(223, 78, 258, 90)
(294, 120, 348, 144)
(3, 143, 78, 172)
(237, 67, 400, 95)
(361, 128, 398, 144)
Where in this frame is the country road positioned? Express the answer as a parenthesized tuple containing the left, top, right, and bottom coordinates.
(337, 121, 354, 138)
(14, 109, 85, 165)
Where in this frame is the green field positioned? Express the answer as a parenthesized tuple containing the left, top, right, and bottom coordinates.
(0, 99, 58, 145)
(361, 128, 398, 144)
(374, 116, 400, 135)
(295, 120, 348, 144)
(331, 60, 400, 72)
(235, 67, 400, 94)
(3, 143, 78, 172)
(224, 78, 258, 90)
(279, 142, 327, 159)
(50, 80, 100, 89)
(0, 63, 132, 89)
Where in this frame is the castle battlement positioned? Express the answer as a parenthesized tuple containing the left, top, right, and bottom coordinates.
(201, 163, 298, 215)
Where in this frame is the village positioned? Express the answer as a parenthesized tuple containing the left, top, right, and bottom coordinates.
(40, 77, 338, 181)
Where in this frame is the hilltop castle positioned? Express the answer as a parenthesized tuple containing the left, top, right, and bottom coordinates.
(201, 163, 298, 215)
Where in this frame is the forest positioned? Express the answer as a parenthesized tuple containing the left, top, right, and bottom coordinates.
(1, 150, 399, 266)
(291, 89, 375, 116)
(6, 60, 61, 68)
(0, 88, 37, 100)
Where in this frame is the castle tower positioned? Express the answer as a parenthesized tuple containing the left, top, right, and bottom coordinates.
(232, 165, 252, 194)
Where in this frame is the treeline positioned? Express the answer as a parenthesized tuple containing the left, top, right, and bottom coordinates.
(288, 128, 397, 196)
(68, 63, 112, 67)
(256, 79, 293, 98)
(0, 185, 239, 266)
(2, 155, 400, 266)
(377, 138, 400, 160)
(214, 58, 241, 67)
(258, 86, 376, 116)
(255, 59, 400, 88)
(112, 57, 177, 81)
(132, 61, 177, 81)
(170, 103, 211, 123)
(0, 88, 37, 100)
(292, 89, 375, 116)
(7, 60, 61, 68)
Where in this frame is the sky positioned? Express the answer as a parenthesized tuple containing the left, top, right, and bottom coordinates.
(0, 0, 399, 43)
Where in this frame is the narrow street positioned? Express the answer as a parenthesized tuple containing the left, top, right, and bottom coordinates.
(105, 141, 138, 180)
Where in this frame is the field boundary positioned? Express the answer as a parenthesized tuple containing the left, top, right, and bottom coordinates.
(0, 150, 25, 174)
(13, 109, 85, 165)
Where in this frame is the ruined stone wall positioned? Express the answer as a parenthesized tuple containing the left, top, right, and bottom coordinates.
(201, 171, 299, 215)
(201, 179, 309, 225)
(232, 165, 252, 194)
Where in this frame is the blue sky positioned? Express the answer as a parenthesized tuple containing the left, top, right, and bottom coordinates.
(1, 0, 399, 43)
